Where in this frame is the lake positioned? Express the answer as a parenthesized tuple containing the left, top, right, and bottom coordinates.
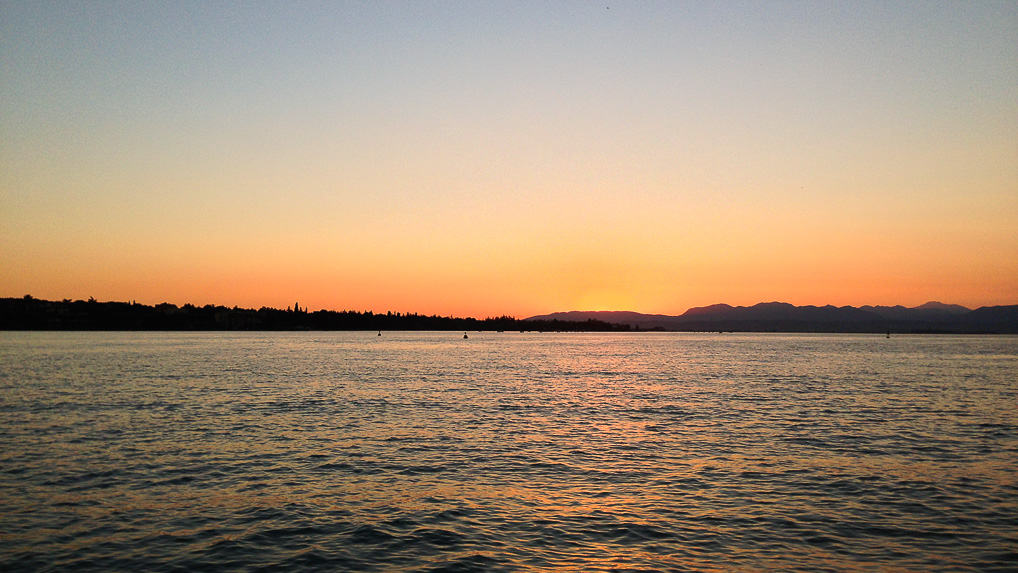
(1, 331, 1016, 571)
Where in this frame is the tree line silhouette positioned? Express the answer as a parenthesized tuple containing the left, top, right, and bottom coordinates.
(0, 296, 630, 332)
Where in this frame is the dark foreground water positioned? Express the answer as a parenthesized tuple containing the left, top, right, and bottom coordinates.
(1, 332, 1016, 571)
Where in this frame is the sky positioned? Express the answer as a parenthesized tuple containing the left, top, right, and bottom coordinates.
(2, 1, 1016, 317)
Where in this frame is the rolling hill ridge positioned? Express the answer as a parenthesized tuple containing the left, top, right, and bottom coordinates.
(527, 302, 1018, 333)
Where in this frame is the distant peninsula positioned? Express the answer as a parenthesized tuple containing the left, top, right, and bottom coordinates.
(2, 296, 1016, 333)
(0, 296, 627, 332)
(527, 301, 1018, 334)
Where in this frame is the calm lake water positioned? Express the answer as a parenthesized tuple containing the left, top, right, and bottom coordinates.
(1, 331, 1016, 571)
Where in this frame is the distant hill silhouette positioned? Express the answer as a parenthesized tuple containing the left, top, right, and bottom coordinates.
(4, 296, 1014, 333)
(528, 302, 1018, 333)
(0, 296, 629, 332)
(860, 301, 970, 322)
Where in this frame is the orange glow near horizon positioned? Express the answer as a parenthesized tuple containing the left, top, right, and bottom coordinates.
(5, 230, 1016, 318)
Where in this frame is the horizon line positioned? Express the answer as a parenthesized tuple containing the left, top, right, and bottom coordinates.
(7, 294, 1017, 321)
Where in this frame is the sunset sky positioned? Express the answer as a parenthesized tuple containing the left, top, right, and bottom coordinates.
(2, 1, 1016, 317)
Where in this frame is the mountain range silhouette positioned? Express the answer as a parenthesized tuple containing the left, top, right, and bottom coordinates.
(527, 301, 1018, 333)
(2, 296, 1015, 333)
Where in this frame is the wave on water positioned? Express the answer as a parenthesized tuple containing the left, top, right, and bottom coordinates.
(1, 331, 1016, 571)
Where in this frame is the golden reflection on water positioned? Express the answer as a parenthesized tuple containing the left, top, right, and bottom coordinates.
(1, 332, 1016, 571)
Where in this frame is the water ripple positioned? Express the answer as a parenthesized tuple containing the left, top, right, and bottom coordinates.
(1, 331, 1016, 571)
